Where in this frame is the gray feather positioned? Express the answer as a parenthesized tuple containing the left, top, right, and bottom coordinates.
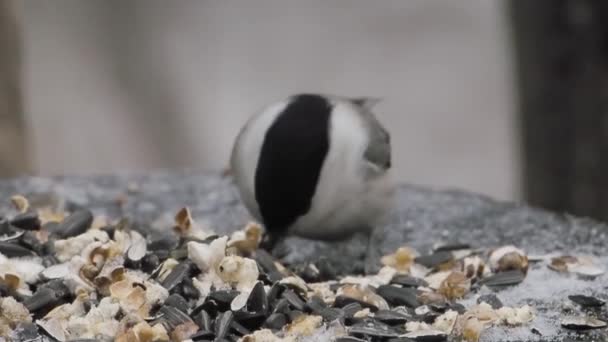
(357, 107, 391, 173)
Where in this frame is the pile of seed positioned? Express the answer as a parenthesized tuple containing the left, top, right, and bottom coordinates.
(0, 195, 606, 342)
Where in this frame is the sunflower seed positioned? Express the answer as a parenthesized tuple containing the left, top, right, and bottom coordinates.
(478, 270, 525, 288)
(568, 295, 605, 308)
(282, 289, 306, 311)
(215, 311, 234, 339)
(189, 330, 215, 341)
(158, 306, 192, 331)
(391, 275, 428, 288)
(415, 252, 453, 269)
(165, 293, 189, 312)
(477, 294, 503, 309)
(161, 261, 191, 291)
(246, 281, 268, 313)
(376, 285, 420, 308)
(141, 253, 160, 273)
(348, 319, 401, 338)
(24, 287, 61, 313)
(192, 309, 212, 332)
(54, 209, 93, 238)
(305, 295, 327, 313)
(402, 329, 448, 341)
(0, 230, 24, 242)
(10, 211, 41, 230)
(0, 241, 36, 257)
(265, 312, 288, 330)
(374, 309, 410, 325)
(561, 316, 607, 330)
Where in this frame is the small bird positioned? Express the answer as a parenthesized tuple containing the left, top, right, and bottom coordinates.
(230, 93, 395, 253)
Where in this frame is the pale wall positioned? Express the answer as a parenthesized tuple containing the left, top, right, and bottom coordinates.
(17, 0, 520, 201)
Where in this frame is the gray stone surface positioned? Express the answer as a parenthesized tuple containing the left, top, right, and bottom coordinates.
(0, 171, 606, 341)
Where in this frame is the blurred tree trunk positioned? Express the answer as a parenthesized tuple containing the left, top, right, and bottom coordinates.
(509, 0, 608, 221)
(0, 0, 29, 178)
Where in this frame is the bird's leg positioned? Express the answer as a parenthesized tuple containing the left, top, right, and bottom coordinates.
(260, 231, 289, 260)
(364, 229, 379, 275)
(259, 232, 278, 251)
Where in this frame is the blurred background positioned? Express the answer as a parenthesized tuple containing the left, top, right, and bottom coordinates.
(2, 1, 607, 221)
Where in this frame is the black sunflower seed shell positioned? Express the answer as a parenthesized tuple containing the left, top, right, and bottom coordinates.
(157, 306, 192, 331)
(305, 295, 327, 313)
(10, 211, 41, 231)
(373, 309, 410, 325)
(264, 312, 288, 330)
(568, 295, 605, 308)
(161, 262, 191, 291)
(477, 294, 503, 309)
(478, 270, 525, 288)
(192, 309, 213, 332)
(286, 310, 304, 323)
(246, 281, 268, 313)
(376, 285, 420, 308)
(24, 287, 60, 313)
(348, 319, 401, 338)
(215, 311, 234, 340)
(230, 320, 250, 336)
(54, 209, 93, 238)
(165, 293, 189, 312)
(0, 241, 36, 257)
(390, 275, 428, 288)
(333, 295, 379, 312)
(282, 289, 306, 311)
(319, 307, 345, 322)
(414, 252, 453, 269)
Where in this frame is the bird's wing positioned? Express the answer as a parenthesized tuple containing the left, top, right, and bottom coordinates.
(360, 111, 391, 173)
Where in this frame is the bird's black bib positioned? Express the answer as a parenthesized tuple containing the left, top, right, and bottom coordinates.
(254, 94, 332, 236)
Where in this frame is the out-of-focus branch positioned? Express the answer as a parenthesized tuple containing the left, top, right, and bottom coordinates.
(0, 0, 29, 178)
(509, 0, 608, 220)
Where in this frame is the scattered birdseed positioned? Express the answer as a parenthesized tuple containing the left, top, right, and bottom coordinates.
(0, 195, 606, 341)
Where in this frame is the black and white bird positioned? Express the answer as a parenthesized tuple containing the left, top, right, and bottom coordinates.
(230, 93, 395, 252)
